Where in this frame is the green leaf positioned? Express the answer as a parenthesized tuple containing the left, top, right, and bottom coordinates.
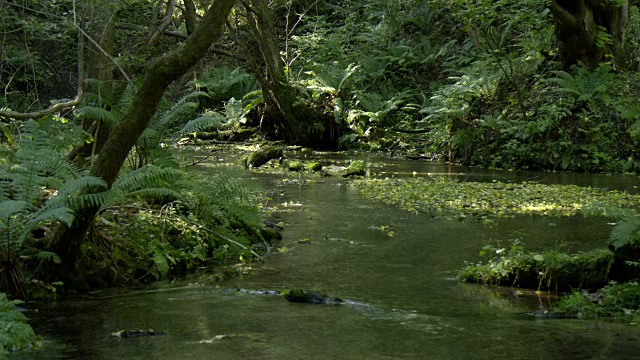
(154, 253, 169, 278)
(36, 251, 62, 264)
(610, 217, 640, 249)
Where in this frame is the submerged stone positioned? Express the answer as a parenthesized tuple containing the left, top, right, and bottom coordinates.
(112, 329, 166, 338)
(284, 289, 343, 304)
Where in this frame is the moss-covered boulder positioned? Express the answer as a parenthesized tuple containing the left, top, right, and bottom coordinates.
(305, 162, 322, 171)
(458, 248, 613, 291)
(344, 160, 365, 177)
(247, 146, 283, 168)
(288, 161, 304, 171)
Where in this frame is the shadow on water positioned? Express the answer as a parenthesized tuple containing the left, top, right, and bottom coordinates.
(24, 155, 640, 359)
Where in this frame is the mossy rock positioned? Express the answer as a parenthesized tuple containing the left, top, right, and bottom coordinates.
(344, 160, 365, 177)
(305, 162, 322, 171)
(247, 146, 283, 168)
(288, 161, 304, 171)
(261, 227, 283, 242)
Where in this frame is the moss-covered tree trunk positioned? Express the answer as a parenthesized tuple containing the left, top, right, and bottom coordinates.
(49, 0, 237, 277)
(246, 0, 301, 142)
(551, 0, 628, 68)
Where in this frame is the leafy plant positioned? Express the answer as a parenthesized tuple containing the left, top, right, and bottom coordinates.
(547, 63, 613, 105)
(0, 293, 38, 353)
(0, 119, 110, 297)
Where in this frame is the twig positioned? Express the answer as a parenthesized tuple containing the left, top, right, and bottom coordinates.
(182, 154, 215, 168)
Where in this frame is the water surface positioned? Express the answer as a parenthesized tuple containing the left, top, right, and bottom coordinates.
(25, 156, 640, 359)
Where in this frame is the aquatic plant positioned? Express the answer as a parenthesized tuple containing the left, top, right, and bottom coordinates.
(555, 281, 640, 320)
(356, 177, 640, 219)
(458, 239, 613, 291)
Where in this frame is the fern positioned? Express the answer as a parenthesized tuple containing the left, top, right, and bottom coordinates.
(0, 119, 111, 297)
(75, 106, 118, 127)
(547, 63, 613, 105)
(177, 113, 225, 136)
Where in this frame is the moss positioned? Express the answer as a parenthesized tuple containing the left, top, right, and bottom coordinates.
(458, 243, 613, 291)
(288, 161, 304, 171)
(344, 160, 365, 176)
(305, 162, 322, 171)
(247, 146, 283, 168)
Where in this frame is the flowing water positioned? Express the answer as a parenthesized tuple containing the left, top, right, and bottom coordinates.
(22, 154, 640, 359)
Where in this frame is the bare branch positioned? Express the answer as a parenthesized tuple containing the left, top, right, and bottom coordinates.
(0, 97, 82, 121)
(148, 0, 177, 47)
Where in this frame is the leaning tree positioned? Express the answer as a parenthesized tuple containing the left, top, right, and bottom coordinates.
(47, 0, 237, 274)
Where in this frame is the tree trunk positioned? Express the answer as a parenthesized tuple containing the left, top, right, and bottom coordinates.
(246, 0, 301, 142)
(49, 0, 237, 277)
(184, 0, 198, 36)
(551, 0, 628, 68)
(79, 2, 116, 159)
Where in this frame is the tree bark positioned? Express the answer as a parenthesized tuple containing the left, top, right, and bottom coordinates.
(49, 0, 237, 277)
(184, 0, 198, 36)
(245, 0, 301, 141)
(551, 0, 628, 68)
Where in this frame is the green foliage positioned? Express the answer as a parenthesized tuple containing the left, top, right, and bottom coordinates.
(610, 215, 640, 249)
(553, 292, 606, 318)
(192, 67, 260, 105)
(459, 239, 613, 290)
(0, 293, 38, 353)
(128, 91, 212, 169)
(0, 119, 105, 297)
(547, 63, 613, 105)
(98, 168, 268, 281)
(555, 281, 640, 319)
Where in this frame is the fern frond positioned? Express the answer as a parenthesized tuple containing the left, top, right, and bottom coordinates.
(0, 201, 28, 227)
(124, 188, 181, 200)
(112, 165, 184, 194)
(548, 63, 612, 104)
(177, 113, 225, 135)
(67, 192, 113, 211)
(36, 251, 61, 264)
(21, 207, 75, 241)
(75, 106, 119, 126)
(44, 176, 107, 209)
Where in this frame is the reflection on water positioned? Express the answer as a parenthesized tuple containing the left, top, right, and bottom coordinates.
(24, 156, 640, 359)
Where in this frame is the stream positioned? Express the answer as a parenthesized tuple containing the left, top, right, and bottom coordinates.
(23, 153, 640, 359)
